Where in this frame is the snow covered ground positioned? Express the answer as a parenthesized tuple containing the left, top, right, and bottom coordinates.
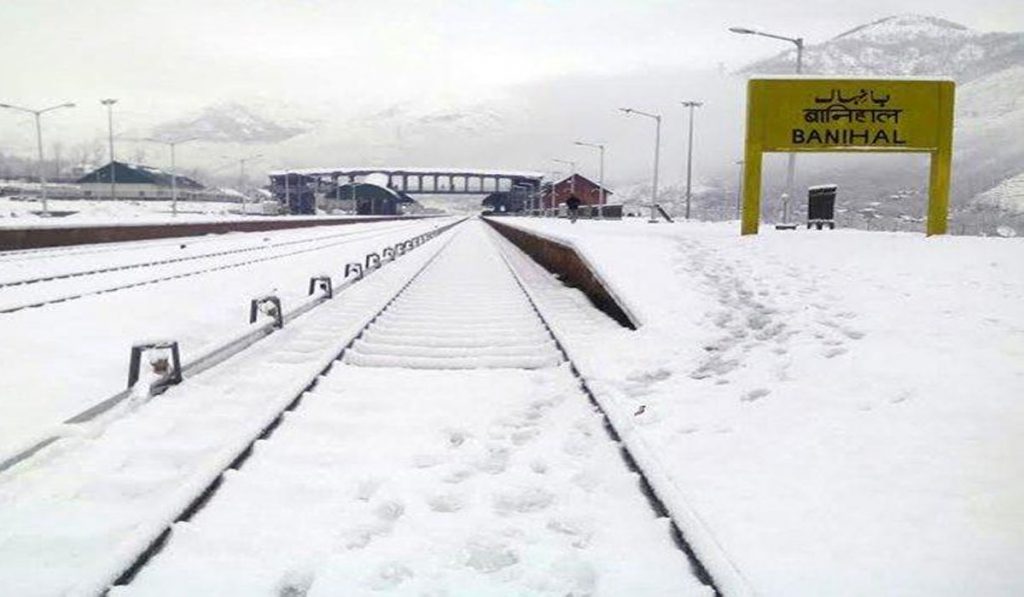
(0, 197, 258, 225)
(0, 218, 453, 461)
(2, 215, 1020, 595)
(492, 217, 1024, 596)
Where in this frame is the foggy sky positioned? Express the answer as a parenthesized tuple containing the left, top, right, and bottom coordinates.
(1, 0, 1021, 181)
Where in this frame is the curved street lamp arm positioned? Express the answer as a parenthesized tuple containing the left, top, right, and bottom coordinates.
(39, 102, 76, 114)
(620, 107, 660, 121)
(0, 102, 35, 114)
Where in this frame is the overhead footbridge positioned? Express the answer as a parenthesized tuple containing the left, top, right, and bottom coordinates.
(268, 167, 544, 198)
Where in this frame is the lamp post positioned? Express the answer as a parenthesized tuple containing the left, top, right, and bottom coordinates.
(100, 99, 117, 201)
(619, 107, 661, 223)
(680, 101, 702, 220)
(0, 101, 76, 215)
(542, 169, 563, 216)
(144, 137, 198, 217)
(574, 141, 605, 216)
(224, 153, 262, 214)
(729, 26, 804, 225)
(285, 171, 292, 213)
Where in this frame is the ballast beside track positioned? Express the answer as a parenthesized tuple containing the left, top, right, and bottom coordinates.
(0, 220, 717, 596)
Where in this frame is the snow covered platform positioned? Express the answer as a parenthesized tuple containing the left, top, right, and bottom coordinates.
(491, 217, 1024, 596)
(0, 208, 431, 250)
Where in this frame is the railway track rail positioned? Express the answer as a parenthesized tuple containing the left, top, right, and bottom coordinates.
(0, 220, 428, 289)
(0, 220, 440, 314)
(0, 219, 721, 596)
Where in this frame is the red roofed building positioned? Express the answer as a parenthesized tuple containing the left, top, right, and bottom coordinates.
(541, 174, 612, 209)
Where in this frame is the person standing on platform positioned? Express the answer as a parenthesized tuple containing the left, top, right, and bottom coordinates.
(566, 195, 581, 223)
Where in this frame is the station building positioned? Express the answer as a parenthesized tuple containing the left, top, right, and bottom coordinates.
(77, 161, 205, 200)
(541, 174, 613, 209)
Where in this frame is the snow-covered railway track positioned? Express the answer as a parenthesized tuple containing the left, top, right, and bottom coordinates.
(0, 220, 714, 596)
(0, 221, 433, 314)
(117, 221, 714, 595)
(0, 220, 426, 289)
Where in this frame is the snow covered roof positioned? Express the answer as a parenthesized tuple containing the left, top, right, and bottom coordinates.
(544, 173, 614, 194)
(76, 161, 204, 189)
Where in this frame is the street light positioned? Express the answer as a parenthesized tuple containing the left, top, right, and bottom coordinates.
(574, 141, 606, 215)
(143, 137, 198, 217)
(619, 107, 661, 223)
(730, 26, 804, 225)
(100, 99, 118, 202)
(679, 101, 702, 220)
(541, 168, 564, 216)
(223, 153, 262, 214)
(0, 101, 76, 215)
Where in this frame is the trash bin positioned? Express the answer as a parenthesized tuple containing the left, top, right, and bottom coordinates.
(807, 185, 837, 230)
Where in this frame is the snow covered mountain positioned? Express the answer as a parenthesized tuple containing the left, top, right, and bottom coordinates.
(743, 15, 1024, 83)
(150, 102, 309, 144)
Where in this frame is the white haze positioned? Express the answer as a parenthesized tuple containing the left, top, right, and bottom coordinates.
(1, 0, 1022, 190)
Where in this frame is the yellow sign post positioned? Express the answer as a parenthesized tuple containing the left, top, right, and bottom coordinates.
(741, 76, 955, 236)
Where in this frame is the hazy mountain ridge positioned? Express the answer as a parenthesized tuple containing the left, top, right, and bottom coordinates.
(150, 102, 310, 144)
(744, 15, 1024, 83)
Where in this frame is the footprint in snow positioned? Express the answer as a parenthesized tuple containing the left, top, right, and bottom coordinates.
(354, 477, 381, 502)
(427, 492, 465, 513)
(742, 388, 771, 402)
(474, 445, 510, 475)
(374, 499, 405, 522)
(841, 327, 866, 340)
(889, 389, 914, 404)
(570, 469, 601, 492)
(445, 428, 470, 448)
(276, 569, 314, 597)
(511, 428, 540, 446)
(342, 520, 391, 550)
(442, 467, 475, 484)
(626, 368, 673, 384)
(546, 516, 595, 548)
(367, 562, 414, 590)
(539, 556, 598, 595)
(493, 486, 555, 515)
(464, 537, 519, 573)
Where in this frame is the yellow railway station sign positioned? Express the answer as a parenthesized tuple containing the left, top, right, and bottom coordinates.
(741, 76, 955, 236)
